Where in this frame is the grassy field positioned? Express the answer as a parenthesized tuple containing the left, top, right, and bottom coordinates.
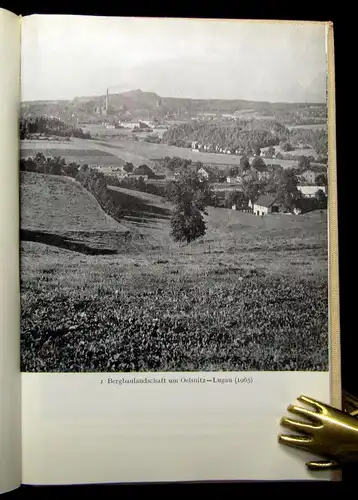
(20, 172, 132, 254)
(20, 172, 328, 372)
(21, 138, 155, 168)
(21, 140, 126, 168)
(98, 138, 243, 166)
(21, 137, 301, 171)
(92, 138, 303, 170)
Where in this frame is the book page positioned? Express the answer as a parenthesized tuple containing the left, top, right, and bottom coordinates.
(20, 15, 339, 484)
(0, 8, 22, 495)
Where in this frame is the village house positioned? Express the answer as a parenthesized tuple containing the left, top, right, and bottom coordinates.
(297, 185, 327, 198)
(261, 149, 276, 159)
(129, 164, 156, 180)
(250, 165, 270, 180)
(126, 174, 149, 181)
(250, 195, 281, 216)
(298, 169, 317, 184)
(226, 176, 242, 184)
(257, 170, 270, 180)
(119, 120, 148, 130)
(197, 166, 210, 180)
(197, 166, 217, 182)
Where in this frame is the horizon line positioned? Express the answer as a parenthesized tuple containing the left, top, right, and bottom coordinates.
(21, 89, 327, 106)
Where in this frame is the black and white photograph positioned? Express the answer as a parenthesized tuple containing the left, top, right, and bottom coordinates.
(20, 17, 329, 373)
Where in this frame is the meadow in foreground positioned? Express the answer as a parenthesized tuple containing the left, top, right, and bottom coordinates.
(20, 172, 328, 372)
(20, 224, 328, 372)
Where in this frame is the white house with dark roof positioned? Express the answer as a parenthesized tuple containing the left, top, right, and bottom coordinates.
(197, 166, 210, 180)
(250, 195, 281, 216)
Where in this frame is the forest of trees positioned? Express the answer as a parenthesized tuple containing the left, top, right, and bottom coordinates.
(20, 116, 91, 140)
(163, 120, 287, 153)
(162, 119, 328, 158)
(288, 127, 328, 157)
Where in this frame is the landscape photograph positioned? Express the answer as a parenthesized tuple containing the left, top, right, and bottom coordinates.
(20, 17, 329, 372)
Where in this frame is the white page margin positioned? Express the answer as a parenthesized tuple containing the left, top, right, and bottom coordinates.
(0, 7, 22, 495)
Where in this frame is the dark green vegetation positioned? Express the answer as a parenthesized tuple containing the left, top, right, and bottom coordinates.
(163, 120, 286, 150)
(163, 120, 328, 159)
(20, 115, 91, 139)
(21, 170, 328, 372)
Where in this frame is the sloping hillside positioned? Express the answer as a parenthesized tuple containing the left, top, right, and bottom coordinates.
(21, 172, 132, 254)
(21, 172, 125, 234)
(20, 172, 173, 255)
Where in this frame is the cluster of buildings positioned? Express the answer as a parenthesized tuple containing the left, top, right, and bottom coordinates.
(247, 187, 326, 216)
(191, 141, 244, 156)
(196, 161, 327, 216)
(191, 141, 326, 164)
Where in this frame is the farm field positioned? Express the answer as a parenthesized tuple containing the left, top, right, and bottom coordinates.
(21, 138, 156, 168)
(91, 138, 301, 169)
(21, 171, 328, 372)
(21, 137, 303, 170)
(20, 139, 126, 169)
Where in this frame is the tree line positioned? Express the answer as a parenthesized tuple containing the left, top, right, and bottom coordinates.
(20, 116, 91, 140)
(161, 119, 328, 159)
(162, 120, 286, 153)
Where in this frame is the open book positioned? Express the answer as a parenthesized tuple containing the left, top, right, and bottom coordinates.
(0, 9, 340, 493)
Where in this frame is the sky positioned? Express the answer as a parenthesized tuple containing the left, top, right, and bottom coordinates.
(21, 16, 328, 103)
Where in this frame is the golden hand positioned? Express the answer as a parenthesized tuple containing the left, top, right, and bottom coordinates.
(278, 393, 358, 470)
